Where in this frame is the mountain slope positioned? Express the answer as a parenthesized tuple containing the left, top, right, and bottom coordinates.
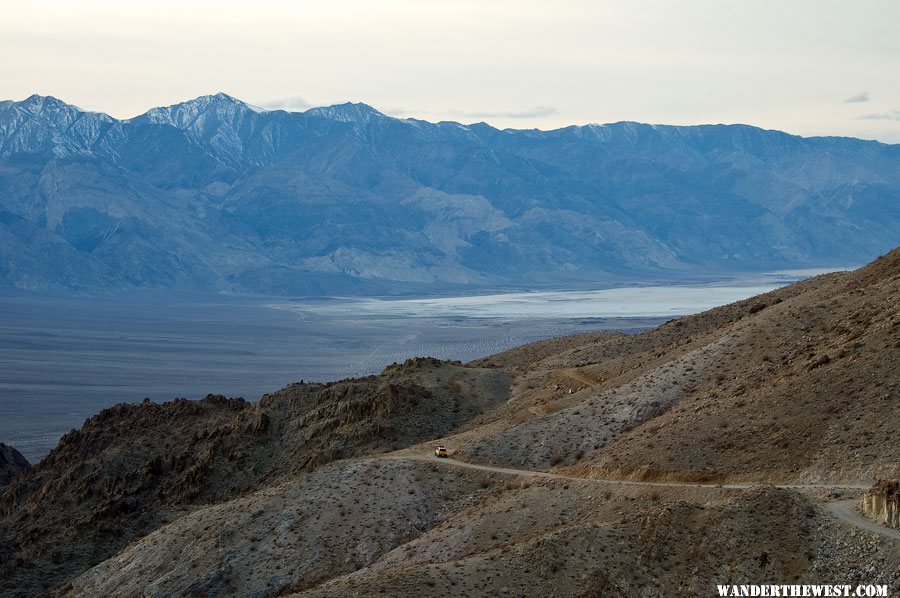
(451, 249, 899, 484)
(0, 94, 897, 295)
(0, 360, 507, 597)
(1, 249, 897, 596)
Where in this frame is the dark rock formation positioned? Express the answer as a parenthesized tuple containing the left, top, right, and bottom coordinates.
(0, 443, 30, 486)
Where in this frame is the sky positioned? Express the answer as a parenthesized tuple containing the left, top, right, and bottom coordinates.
(2, 0, 899, 142)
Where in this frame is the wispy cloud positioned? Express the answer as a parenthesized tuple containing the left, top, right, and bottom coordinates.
(382, 107, 418, 117)
(858, 110, 900, 121)
(453, 106, 559, 119)
(844, 91, 870, 103)
(380, 105, 560, 122)
(258, 96, 312, 112)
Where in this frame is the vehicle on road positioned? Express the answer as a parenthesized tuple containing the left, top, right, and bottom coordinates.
(434, 446, 448, 458)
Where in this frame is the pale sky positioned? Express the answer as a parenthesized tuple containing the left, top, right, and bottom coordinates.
(2, 0, 899, 142)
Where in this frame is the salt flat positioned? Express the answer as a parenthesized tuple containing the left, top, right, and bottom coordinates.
(0, 271, 847, 462)
(281, 283, 783, 319)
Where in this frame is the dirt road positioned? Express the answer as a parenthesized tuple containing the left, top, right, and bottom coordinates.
(558, 367, 600, 386)
(825, 499, 900, 542)
(386, 454, 898, 542)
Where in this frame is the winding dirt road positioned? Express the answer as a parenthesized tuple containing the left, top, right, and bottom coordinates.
(386, 454, 898, 542)
(558, 367, 601, 386)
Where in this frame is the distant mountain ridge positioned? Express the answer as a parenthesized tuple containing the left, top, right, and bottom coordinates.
(0, 93, 897, 295)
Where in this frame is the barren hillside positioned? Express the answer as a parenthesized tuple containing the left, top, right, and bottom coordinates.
(0, 360, 508, 596)
(452, 249, 900, 484)
(1, 249, 897, 597)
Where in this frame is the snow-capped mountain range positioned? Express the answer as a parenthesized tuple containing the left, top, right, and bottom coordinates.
(0, 93, 897, 295)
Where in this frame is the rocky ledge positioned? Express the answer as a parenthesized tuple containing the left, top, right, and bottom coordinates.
(861, 480, 900, 529)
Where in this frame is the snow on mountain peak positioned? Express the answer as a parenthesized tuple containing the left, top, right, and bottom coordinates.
(15, 94, 80, 116)
(305, 102, 385, 123)
(133, 92, 262, 124)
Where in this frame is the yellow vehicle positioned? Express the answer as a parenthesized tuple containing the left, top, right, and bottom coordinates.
(434, 446, 449, 458)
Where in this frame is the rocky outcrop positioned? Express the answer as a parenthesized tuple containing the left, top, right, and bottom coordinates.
(0, 360, 509, 597)
(861, 480, 900, 529)
(0, 443, 30, 486)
